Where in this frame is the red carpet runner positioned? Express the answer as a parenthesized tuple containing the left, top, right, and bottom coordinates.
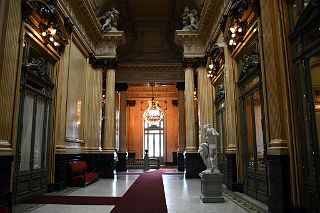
(31, 170, 180, 212)
(111, 170, 167, 213)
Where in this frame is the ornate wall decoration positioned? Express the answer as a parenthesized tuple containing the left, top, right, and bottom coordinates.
(183, 57, 207, 69)
(206, 41, 225, 82)
(89, 53, 117, 70)
(22, 0, 73, 54)
(23, 58, 54, 90)
(219, 0, 260, 52)
(237, 54, 259, 85)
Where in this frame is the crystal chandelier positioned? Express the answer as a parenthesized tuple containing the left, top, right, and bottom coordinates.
(143, 85, 164, 125)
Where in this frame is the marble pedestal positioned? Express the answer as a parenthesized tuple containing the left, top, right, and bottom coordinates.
(199, 172, 224, 203)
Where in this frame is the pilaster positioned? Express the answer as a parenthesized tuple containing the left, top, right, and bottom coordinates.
(0, 0, 22, 155)
(260, 0, 296, 210)
(176, 82, 186, 171)
(197, 67, 214, 144)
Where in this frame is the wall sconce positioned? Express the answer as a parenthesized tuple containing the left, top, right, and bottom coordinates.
(208, 60, 214, 70)
(193, 88, 198, 102)
(228, 20, 247, 47)
(207, 60, 218, 80)
(40, 24, 60, 47)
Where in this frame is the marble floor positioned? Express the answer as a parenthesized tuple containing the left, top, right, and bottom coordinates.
(13, 169, 264, 213)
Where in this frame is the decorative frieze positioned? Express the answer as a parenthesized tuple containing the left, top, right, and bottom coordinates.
(183, 57, 207, 69)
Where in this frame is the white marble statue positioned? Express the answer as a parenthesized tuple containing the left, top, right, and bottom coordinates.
(182, 7, 198, 31)
(98, 7, 119, 32)
(199, 124, 220, 174)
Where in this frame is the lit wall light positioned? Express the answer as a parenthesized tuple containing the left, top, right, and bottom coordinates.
(50, 28, 57, 35)
(54, 41, 60, 46)
(208, 60, 214, 69)
(42, 31, 47, 36)
(49, 36, 54, 42)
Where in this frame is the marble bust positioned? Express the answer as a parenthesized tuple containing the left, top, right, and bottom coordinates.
(199, 124, 220, 174)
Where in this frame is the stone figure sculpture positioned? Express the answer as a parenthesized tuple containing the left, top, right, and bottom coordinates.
(199, 124, 220, 173)
(98, 7, 119, 32)
(181, 7, 198, 30)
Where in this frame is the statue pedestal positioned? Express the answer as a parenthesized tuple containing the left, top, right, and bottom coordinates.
(199, 172, 224, 203)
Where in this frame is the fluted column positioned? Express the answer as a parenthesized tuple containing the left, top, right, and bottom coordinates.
(260, 0, 298, 211)
(103, 69, 116, 153)
(176, 82, 186, 171)
(185, 67, 197, 153)
(175, 30, 207, 177)
(197, 67, 214, 143)
(115, 83, 128, 171)
(184, 64, 206, 178)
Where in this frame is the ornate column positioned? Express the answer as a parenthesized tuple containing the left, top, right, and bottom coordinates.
(176, 82, 186, 171)
(116, 83, 128, 171)
(175, 30, 206, 178)
(89, 31, 126, 178)
(260, 1, 295, 211)
(104, 69, 116, 152)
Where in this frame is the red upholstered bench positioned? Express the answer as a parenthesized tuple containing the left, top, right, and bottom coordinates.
(69, 161, 99, 187)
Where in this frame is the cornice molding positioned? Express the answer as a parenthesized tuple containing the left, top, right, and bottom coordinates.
(58, 0, 95, 53)
(175, 31, 206, 58)
(89, 53, 117, 70)
(183, 57, 207, 69)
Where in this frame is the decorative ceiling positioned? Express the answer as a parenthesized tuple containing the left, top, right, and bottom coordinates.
(89, 0, 204, 84)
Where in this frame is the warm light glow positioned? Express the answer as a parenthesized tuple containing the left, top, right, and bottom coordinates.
(230, 27, 235, 33)
(315, 102, 320, 110)
(238, 27, 242, 32)
(208, 60, 214, 69)
(143, 97, 164, 125)
(76, 101, 81, 125)
(231, 33, 236, 38)
(42, 31, 47, 36)
(50, 28, 57, 35)
(54, 41, 60, 46)
(49, 36, 54, 42)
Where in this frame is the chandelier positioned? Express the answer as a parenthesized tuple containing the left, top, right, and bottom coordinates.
(143, 85, 164, 125)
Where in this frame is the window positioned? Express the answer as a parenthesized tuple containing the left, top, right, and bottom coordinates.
(143, 120, 164, 161)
